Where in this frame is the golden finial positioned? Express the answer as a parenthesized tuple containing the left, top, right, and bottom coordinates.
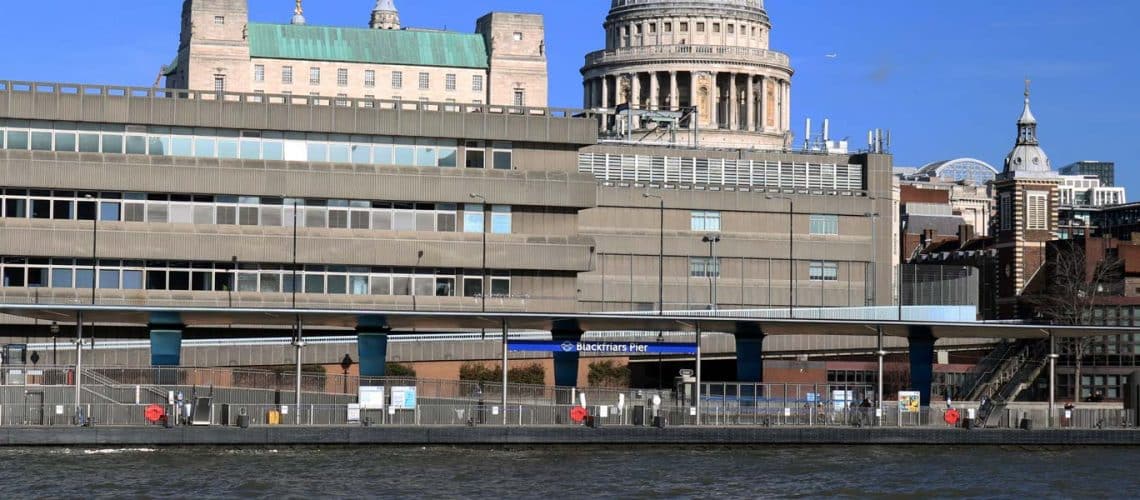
(294, 0, 303, 16)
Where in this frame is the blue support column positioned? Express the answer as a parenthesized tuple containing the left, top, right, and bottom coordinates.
(551, 319, 583, 388)
(356, 316, 390, 378)
(148, 312, 184, 366)
(907, 326, 937, 407)
(734, 322, 766, 383)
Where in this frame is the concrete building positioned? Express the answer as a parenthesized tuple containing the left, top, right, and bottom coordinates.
(164, 0, 549, 108)
(1058, 174, 1125, 208)
(580, 0, 794, 149)
(0, 83, 596, 314)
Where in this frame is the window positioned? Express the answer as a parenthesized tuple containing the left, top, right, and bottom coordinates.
(809, 214, 839, 235)
(418, 72, 429, 90)
(472, 75, 484, 91)
(463, 204, 484, 233)
(664, 22, 672, 33)
(492, 143, 512, 170)
(689, 257, 720, 278)
(214, 16, 225, 25)
(1027, 193, 1048, 230)
(253, 64, 265, 83)
(491, 275, 511, 297)
(696, 22, 705, 32)
(513, 89, 525, 107)
(491, 205, 512, 234)
(337, 68, 348, 87)
(635, 24, 643, 35)
(364, 70, 375, 88)
(713, 23, 720, 33)
(463, 277, 483, 298)
(282, 66, 293, 84)
(213, 75, 225, 93)
(309, 67, 320, 85)
(465, 141, 485, 168)
(680, 22, 688, 32)
(809, 261, 839, 281)
(512, 32, 523, 41)
(691, 211, 721, 232)
(445, 74, 456, 91)
(649, 23, 656, 33)
(1000, 193, 1012, 231)
(727, 24, 734, 34)
(392, 71, 403, 89)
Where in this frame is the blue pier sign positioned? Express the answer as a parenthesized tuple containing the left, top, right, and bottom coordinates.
(508, 340, 698, 355)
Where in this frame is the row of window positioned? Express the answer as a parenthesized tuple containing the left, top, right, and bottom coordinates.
(686, 258, 841, 281)
(685, 212, 842, 235)
(621, 20, 763, 37)
(0, 258, 512, 298)
(0, 120, 515, 169)
(0, 189, 512, 234)
(256, 65, 484, 93)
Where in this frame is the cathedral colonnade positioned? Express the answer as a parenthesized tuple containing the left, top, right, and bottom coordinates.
(583, 71, 789, 132)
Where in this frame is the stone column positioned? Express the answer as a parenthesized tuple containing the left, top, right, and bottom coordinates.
(711, 72, 719, 128)
(649, 71, 659, 110)
(783, 80, 791, 131)
(583, 79, 591, 109)
(689, 71, 698, 129)
(630, 73, 640, 108)
(669, 71, 678, 110)
(601, 75, 609, 109)
(757, 75, 765, 131)
(746, 74, 755, 132)
(728, 73, 738, 130)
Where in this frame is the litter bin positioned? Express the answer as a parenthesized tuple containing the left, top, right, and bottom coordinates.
(963, 418, 974, 430)
(653, 415, 666, 428)
(1019, 418, 1033, 431)
(220, 404, 231, 426)
(632, 405, 645, 426)
(237, 408, 250, 428)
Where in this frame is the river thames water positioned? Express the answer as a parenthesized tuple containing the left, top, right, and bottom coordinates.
(1, 445, 1138, 498)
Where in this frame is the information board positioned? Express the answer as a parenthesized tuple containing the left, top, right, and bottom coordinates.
(390, 386, 417, 410)
(359, 386, 385, 410)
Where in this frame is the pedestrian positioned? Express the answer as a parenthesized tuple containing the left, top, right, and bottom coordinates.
(859, 397, 873, 426)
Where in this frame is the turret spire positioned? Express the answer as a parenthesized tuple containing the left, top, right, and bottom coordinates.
(291, 0, 306, 25)
(370, 0, 401, 30)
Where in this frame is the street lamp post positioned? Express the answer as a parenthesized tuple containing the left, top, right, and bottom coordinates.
(701, 234, 720, 310)
(864, 212, 880, 307)
(50, 322, 59, 366)
(229, 256, 238, 307)
(84, 194, 97, 305)
(642, 193, 665, 314)
(291, 199, 299, 309)
(340, 353, 354, 396)
(643, 193, 666, 389)
(469, 193, 487, 312)
(767, 195, 794, 318)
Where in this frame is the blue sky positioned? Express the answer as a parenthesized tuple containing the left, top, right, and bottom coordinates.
(1, 1, 1136, 189)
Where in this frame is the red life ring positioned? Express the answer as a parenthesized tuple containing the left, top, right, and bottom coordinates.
(570, 406, 588, 423)
(144, 404, 166, 424)
(944, 408, 960, 425)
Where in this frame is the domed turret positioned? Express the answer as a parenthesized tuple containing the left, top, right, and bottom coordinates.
(1001, 81, 1053, 179)
(370, 0, 401, 30)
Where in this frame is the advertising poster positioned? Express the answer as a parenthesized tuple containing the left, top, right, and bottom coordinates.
(898, 391, 921, 413)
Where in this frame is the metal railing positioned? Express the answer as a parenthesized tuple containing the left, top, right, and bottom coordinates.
(0, 80, 593, 122)
(585, 45, 791, 67)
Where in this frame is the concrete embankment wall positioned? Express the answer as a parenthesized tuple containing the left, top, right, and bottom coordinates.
(2, 426, 1140, 446)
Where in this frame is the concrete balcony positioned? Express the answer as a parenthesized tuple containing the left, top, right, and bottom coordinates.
(584, 44, 791, 70)
(0, 220, 596, 272)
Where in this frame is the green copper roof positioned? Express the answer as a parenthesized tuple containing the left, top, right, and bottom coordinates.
(247, 23, 488, 69)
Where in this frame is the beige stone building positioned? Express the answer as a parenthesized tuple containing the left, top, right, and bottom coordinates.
(581, 0, 794, 149)
(164, 0, 548, 108)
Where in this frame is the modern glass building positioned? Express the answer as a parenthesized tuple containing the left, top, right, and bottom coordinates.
(1060, 161, 1115, 187)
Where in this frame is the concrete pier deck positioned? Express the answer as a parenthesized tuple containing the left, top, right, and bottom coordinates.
(2, 426, 1139, 446)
